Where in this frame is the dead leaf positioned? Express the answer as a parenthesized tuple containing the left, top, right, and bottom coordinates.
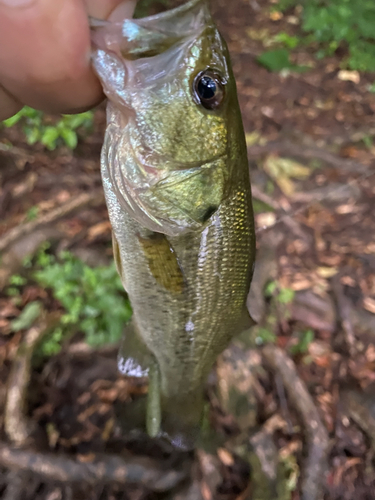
(286, 15, 299, 25)
(246, 28, 270, 42)
(256, 212, 276, 228)
(317, 267, 338, 278)
(217, 448, 234, 466)
(263, 155, 310, 196)
(337, 70, 360, 84)
(270, 11, 283, 21)
(245, 131, 262, 147)
(363, 297, 375, 315)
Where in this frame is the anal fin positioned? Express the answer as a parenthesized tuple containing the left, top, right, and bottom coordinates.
(118, 320, 153, 378)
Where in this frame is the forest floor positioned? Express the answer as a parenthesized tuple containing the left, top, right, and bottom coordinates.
(1, 0, 375, 499)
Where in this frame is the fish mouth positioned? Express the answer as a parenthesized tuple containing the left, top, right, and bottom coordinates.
(90, 0, 203, 27)
(89, 0, 209, 59)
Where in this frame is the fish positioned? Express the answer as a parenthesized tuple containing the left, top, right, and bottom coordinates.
(90, 0, 256, 449)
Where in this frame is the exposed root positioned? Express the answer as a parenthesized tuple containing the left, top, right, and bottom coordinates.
(4, 312, 61, 446)
(0, 190, 104, 253)
(262, 344, 329, 500)
(0, 442, 188, 492)
(341, 388, 375, 448)
(332, 275, 357, 356)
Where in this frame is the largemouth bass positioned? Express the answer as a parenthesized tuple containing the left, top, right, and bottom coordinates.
(91, 0, 255, 448)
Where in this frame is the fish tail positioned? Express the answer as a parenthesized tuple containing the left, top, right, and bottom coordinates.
(146, 368, 204, 450)
(160, 390, 204, 450)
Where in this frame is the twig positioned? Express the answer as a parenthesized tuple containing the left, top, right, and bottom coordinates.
(0, 442, 187, 492)
(331, 275, 357, 356)
(262, 344, 329, 500)
(4, 312, 61, 446)
(0, 190, 105, 253)
(251, 184, 311, 241)
(251, 185, 280, 212)
(0, 142, 35, 162)
(248, 140, 371, 174)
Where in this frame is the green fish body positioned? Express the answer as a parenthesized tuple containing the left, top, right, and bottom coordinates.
(91, 0, 255, 448)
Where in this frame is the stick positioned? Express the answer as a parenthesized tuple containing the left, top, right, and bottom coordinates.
(0, 190, 105, 253)
(4, 312, 61, 446)
(248, 140, 370, 174)
(0, 442, 187, 492)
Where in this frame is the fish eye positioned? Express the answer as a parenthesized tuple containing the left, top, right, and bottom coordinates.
(193, 70, 225, 110)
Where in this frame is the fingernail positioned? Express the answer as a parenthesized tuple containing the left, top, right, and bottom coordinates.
(0, 0, 35, 6)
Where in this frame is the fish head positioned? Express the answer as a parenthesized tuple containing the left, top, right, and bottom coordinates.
(92, 0, 242, 236)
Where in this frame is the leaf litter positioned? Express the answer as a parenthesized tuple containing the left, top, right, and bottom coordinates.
(1, 0, 375, 498)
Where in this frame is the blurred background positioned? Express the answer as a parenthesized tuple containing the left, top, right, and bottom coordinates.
(1, 0, 375, 499)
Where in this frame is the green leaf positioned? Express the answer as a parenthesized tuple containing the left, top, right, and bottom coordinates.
(9, 274, 27, 286)
(3, 112, 23, 127)
(290, 329, 315, 355)
(278, 287, 295, 304)
(257, 49, 292, 71)
(257, 49, 309, 73)
(41, 127, 60, 150)
(26, 206, 39, 221)
(24, 126, 40, 145)
(60, 128, 78, 149)
(10, 301, 42, 331)
(255, 327, 277, 345)
(274, 32, 300, 49)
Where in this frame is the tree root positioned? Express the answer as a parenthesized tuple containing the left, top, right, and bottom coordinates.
(0, 189, 104, 253)
(262, 344, 329, 500)
(0, 442, 187, 492)
(331, 275, 357, 356)
(4, 312, 61, 446)
(2, 304, 188, 494)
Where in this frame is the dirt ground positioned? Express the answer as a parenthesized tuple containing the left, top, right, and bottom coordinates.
(1, 0, 375, 499)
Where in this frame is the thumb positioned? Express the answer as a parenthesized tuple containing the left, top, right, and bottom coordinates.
(0, 0, 129, 116)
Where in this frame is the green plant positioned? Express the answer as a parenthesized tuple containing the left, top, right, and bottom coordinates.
(265, 280, 295, 305)
(26, 206, 39, 221)
(255, 326, 277, 345)
(10, 301, 42, 331)
(32, 248, 132, 353)
(290, 329, 314, 355)
(277, 0, 375, 72)
(257, 48, 309, 73)
(273, 32, 300, 49)
(2, 107, 94, 150)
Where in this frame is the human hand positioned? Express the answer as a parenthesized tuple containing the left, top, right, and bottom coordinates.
(0, 0, 136, 121)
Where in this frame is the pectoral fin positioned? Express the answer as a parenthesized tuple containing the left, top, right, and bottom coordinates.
(112, 232, 124, 284)
(137, 233, 185, 294)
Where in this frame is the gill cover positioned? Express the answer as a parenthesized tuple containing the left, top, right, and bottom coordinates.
(91, 0, 232, 236)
